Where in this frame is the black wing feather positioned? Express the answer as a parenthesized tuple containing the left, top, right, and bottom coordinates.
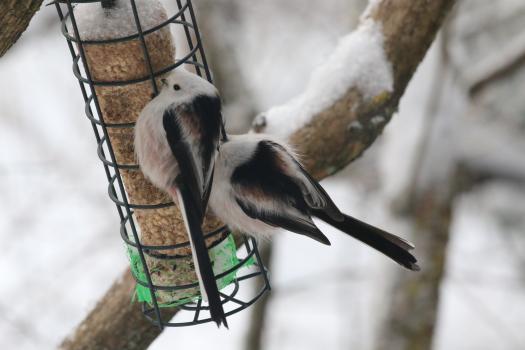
(191, 95, 223, 209)
(232, 141, 330, 245)
(236, 198, 330, 245)
(265, 141, 343, 221)
(295, 161, 343, 221)
(231, 141, 306, 207)
(163, 108, 204, 219)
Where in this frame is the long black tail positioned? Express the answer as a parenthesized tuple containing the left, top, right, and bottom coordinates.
(176, 184, 228, 328)
(314, 211, 420, 271)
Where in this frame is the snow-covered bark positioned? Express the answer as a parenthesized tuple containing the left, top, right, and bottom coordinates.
(260, 18, 393, 139)
(256, 0, 455, 179)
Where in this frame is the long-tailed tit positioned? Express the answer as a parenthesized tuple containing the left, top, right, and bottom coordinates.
(135, 68, 228, 327)
(209, 134, 419, 271)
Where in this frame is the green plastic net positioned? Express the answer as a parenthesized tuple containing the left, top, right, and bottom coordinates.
(127, 234, 255, 307)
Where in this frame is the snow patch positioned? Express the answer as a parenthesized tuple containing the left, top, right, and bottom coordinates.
(262, 18, 393, 138)
(371, 115, 385, 126)
(361, 0, 382, 20)
(71, 0, 168, 40)
(348, 120, 363, 131)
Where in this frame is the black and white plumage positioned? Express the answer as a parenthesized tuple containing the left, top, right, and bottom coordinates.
(134, 68, 227, 327)
(209, 134, 419, 271)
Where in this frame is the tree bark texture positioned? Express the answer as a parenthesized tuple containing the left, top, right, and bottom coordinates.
(59, 1, 455, 349)
(268, 0, 456, 180)
(0, 0, 43, 57)
(60, 271, 178, 350)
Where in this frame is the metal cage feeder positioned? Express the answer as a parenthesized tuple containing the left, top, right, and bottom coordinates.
(53, 0, 270, 329)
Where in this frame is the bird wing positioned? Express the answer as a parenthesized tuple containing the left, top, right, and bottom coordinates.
(231, 140, 330, 245)
(235, 197, 330, 245)
(264, 141, 344, 221)
(163, 108, 203, 218)
(188, 95, 223, 210)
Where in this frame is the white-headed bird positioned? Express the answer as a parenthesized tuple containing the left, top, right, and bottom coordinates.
(134, 68, 228, 327)
(209, 134, 419, 271)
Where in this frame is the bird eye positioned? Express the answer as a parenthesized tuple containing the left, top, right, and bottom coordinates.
(173, 84, 181, 91)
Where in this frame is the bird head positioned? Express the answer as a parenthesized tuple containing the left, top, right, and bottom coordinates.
(157, 68, 218, 104)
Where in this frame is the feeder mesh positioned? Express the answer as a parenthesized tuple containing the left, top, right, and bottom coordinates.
(73, 0, 225, 304)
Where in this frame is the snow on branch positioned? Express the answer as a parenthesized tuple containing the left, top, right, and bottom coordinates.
(259, 18, 393, 139)
(256, 0, 455, 180)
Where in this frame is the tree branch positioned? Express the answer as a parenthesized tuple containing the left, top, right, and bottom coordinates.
(0, 1, 43, 58)
(60, 1, 455, 348)
(60, 271, 177, 350)
(257, 0, 455, 179)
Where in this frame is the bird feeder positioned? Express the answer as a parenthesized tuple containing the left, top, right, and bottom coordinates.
(53, 0, 270, 328)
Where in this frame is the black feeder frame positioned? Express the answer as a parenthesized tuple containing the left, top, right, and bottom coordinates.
(53, 0, 270, 329)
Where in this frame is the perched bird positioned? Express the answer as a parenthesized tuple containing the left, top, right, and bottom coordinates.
(134, 68, 228, 327)
(209, 133, 419, 271)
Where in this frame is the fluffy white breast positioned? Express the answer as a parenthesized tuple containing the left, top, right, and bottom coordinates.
(134, 97, 179, 190)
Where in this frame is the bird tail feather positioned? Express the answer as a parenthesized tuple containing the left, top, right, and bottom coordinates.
(314, 211, 420, 271)
(174, 186, 228, 328)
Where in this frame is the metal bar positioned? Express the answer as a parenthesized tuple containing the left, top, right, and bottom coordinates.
(251, 237, 272, 291)
(129, 0, 159, 96)
(61, 2, 191, 44)
(186, 0, 228, 138)
(193, 299, 202, 322)
(62, 0, 164, 330)
(176, 0, 202, 77)
(71, 45, 200, 86)
(131, 246, 259, 291)
(55, 3, 127, 229)
(101, 0, 115, 8)
(187, 0, 212, 82)
(160, 278, 270, 327)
